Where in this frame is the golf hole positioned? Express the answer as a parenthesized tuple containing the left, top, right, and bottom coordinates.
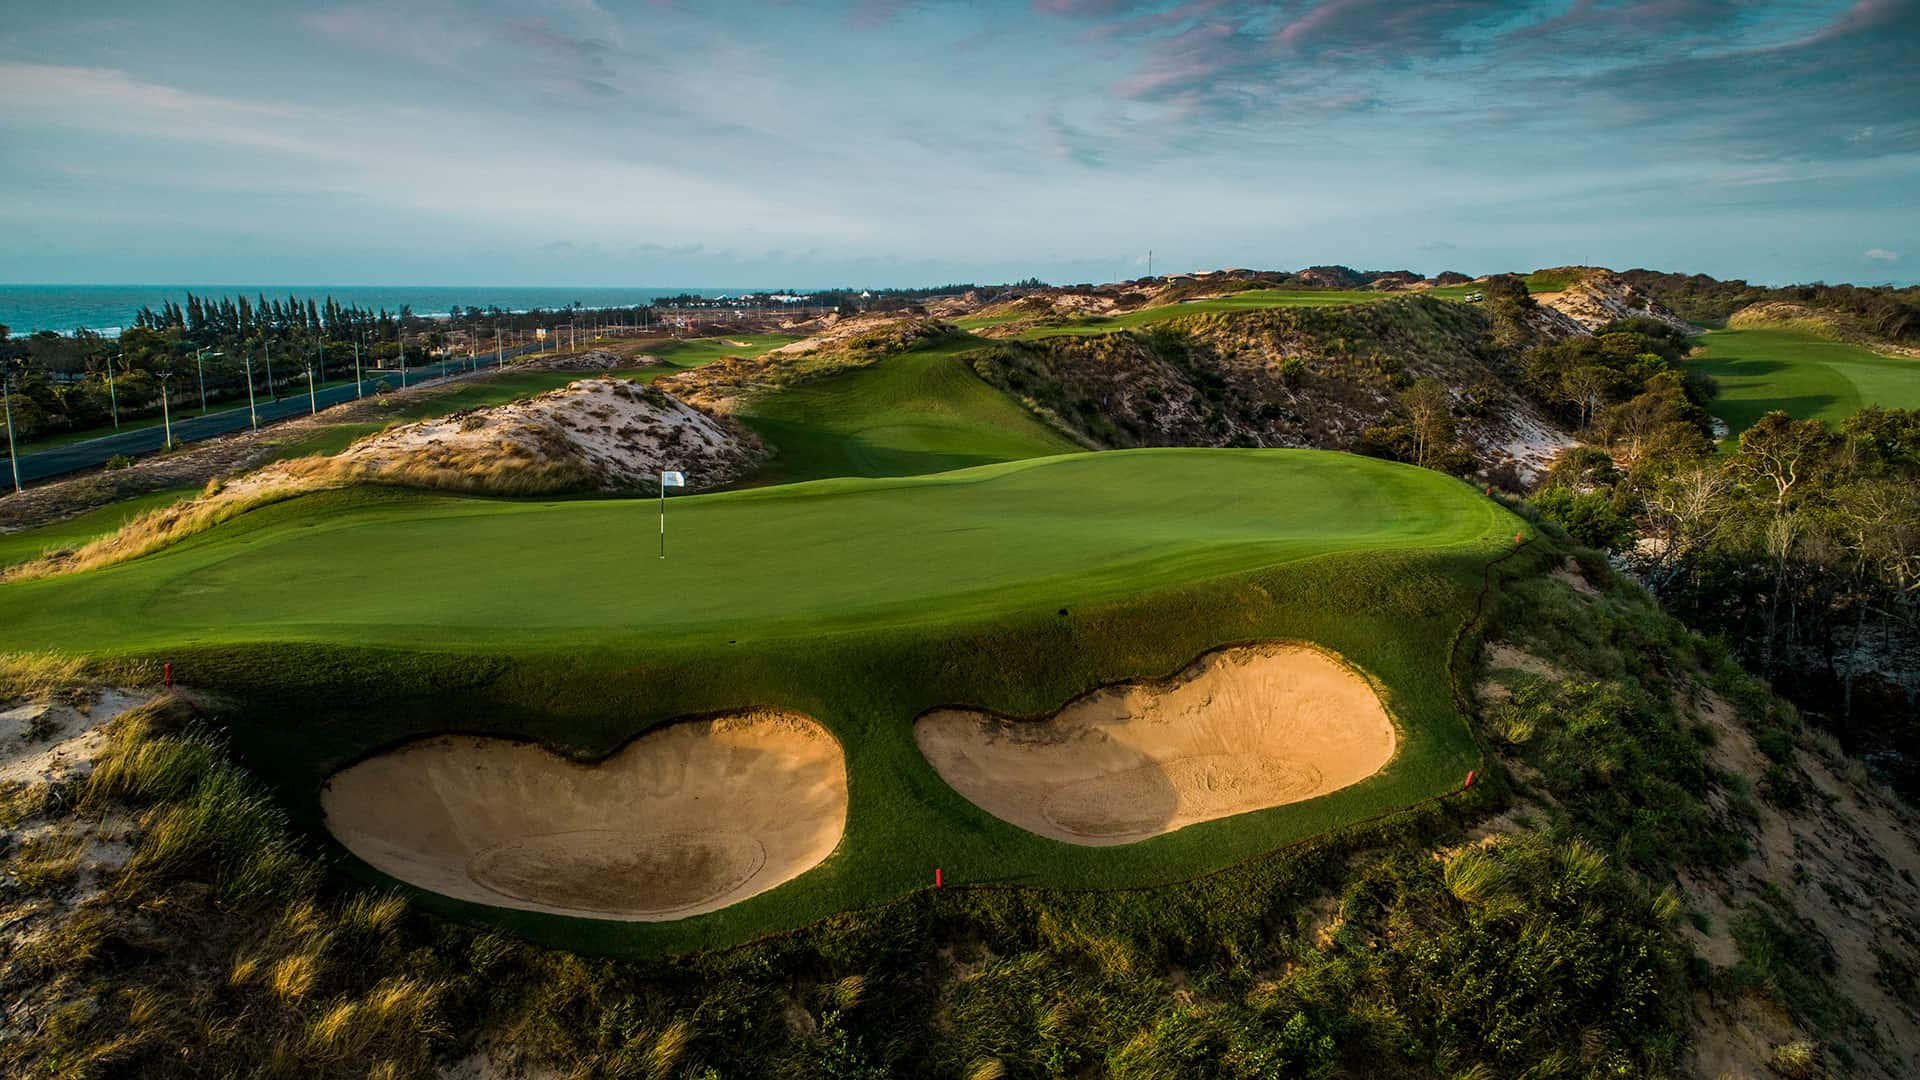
(320, 710, 847, 920)
(915, 643, 1397, 845)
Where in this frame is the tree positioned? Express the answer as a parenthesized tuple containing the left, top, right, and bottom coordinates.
(1736, 411, 1836, 508)
(1399, 377, 1454, 469)
(1560, 365, 1612, 430)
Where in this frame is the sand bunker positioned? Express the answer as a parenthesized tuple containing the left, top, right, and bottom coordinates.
(915, 644, 1396, 846)
(320, 710, 847, 921)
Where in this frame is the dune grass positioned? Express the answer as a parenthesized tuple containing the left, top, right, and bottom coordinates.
(1686, 326, 1920, 437)
(0, 486, 198, 567)
(0, 448, 1525, 954)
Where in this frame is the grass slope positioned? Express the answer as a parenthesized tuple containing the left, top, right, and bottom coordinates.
(1688, 327, 1920, 436)
(738, 340, 1081, 482)
(0, 449, 1522, 953)
(0, 486, 197, 567)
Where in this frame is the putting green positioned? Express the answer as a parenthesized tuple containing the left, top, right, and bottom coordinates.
(0, 450, 1501, 654)
(1688, 327, 1920, 437)
(0, 449, 1527, 953)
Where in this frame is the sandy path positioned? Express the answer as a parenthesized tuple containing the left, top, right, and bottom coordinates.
(321, 710, 847, 921)
(915, 644, 1396, 845)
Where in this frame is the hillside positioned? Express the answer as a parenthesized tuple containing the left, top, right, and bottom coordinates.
(964, 295, 1576, 483)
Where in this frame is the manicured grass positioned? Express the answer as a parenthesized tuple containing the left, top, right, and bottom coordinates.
(0, 449, 1523, 954)
(1687, 327, 1920, 437)
(1522, 269, 1586, 294)
(0, 487, 197, 567)
(1012, 289, 1393, 339)
(738, 339, 1081, 482)
(645, 332, 801, 368)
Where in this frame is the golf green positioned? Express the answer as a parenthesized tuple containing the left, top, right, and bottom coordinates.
(1688, 327, 1920, 437)
(0, 449, 1526, 953)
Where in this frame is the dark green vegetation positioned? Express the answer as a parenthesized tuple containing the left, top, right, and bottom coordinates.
(1621, 269, 1920, 343)
(1687, 327, 1920, 436)
(961, 295, 1517, 465)
(0, 451, 1515, 953)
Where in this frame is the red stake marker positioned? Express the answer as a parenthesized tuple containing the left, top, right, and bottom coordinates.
(163, 662, 172, 687)
(1514, 531, 1523, 546)
(934, 868, 943, 889)
(1464, 770, 1475, 789)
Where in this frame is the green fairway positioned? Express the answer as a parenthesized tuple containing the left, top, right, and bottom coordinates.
(0, 449, 1523, 953)
(737, 340, 1080, 482)
(645, 332, 801, 368)
(1687, 327, 1920, 437)
(1006, 288, 1393, 339)
(0, 487, 197, 567)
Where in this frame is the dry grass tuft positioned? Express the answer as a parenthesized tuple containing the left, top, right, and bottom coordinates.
(0, 651, 87, 701)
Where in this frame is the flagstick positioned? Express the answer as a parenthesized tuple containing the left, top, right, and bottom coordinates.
(659, 481, 666, 559)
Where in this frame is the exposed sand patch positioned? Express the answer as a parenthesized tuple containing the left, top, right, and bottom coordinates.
(915, 644, 1396, 846)
(321, 710, 847, 921)
(0, 689, 147, 787)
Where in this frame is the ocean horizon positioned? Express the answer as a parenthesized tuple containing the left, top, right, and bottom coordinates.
(0, 284, 770, 335)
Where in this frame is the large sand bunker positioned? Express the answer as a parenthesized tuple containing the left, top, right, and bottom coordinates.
(915, 644, 1396, 845)
(320, 711, 847, 921)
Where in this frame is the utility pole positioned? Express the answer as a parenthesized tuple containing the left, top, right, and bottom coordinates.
(306, 361, 317, 415)
(353, 334, 363, 398)
(264, 339, 277, 401)
(399, 333, 408, 388)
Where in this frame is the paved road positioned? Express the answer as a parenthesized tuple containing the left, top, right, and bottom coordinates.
(8, 344, 545, 486)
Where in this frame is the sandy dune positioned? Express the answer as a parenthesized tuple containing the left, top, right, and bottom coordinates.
(915, 644, 1396, 845)
(321, 711, 847, 921)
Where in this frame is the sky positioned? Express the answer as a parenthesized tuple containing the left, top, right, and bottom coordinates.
(0, 0, 1915, 289)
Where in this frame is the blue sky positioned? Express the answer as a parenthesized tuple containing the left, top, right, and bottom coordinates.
(0, 0, 1914, 287)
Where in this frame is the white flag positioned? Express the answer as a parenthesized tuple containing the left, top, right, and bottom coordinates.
(661, 471, 686, 487)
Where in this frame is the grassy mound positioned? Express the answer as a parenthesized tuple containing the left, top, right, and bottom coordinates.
(0, 449, 1523, 952)
(1686, 326, 1920, 437)
(736, 339, 1082, 482)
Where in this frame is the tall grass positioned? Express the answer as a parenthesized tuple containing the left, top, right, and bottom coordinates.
(0, 650, 87, 700)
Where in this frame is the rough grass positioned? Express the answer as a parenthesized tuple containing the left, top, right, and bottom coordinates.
(0, 650, 87, 700)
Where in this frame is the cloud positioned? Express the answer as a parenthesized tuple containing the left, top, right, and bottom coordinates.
(1866, 248, 1902, 261)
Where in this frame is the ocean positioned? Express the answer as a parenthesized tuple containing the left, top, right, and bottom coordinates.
(0, 284, 762, 336)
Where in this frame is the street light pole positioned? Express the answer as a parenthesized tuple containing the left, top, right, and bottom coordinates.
(399, 332, 408, 388)
(2, 363, 21, 493)
(244, 353, 258, 429)
(107, 353, 121, 431)
(306, 362, 317, 415)
(353, 334, 363, 398)
(157, 370, 175, 450)
(194, 346, 210, 413)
